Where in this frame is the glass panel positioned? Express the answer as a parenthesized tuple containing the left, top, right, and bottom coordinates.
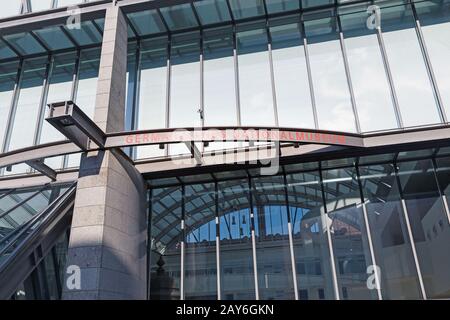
(218, 179, 256, 299)
(398, 159, 450, 299)
(34, 27, 73, 50)
(8, 57, 47, 151)
(0, 0, 22, 18)
(416, 1, 450, 121)
(67, 48, 100, 168)
(286, 170, 335, 299)
(30, 0, 53, 12)
(0, 62, 18, 151)
(40, 53, 76, 169)
(160, 4, 199, 31)
(381, 4, 440, 127)
(322, 166, 377, 299)
(305, 17, 356, 132)
(40, 52, 76, 144)
(43, 252, 60, 300)
(252, 175, 295, 299)
(229, 0, 265, 20)
(63, 21, 103, 46)
(270, 22, 315, 128)
(193, 0, 231, 25)
(3, 33, 46, 56)
(203, 27, 237, 127)
(149, 187, 182, 300)
(56, 0, 83, 8)
(169, 33, 201, 156)
(127, 10, 166, 36)
(184, 183, 217, 299)
(359, 163, 423, 299)
(302, 0, 334, 9)
(237, 24, 275, 126)
(266, 0, 300, 14)
(340, 11, 398, 132)
(136, 38, 168, 159)
(397, 148, 435, 161)
(0, 40, 17, 60)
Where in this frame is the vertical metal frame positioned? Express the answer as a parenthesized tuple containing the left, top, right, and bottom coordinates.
(375, 17, 404, 128)
(318, 163, 340, 300)
(355, 164, 382, 300)
(393, 161, 427, 299)
(247, 176, 260, 300)
(264, 8, 279, 127)
(336, 14, 361, 133)
(180, 184, 186, 300)
(32, 54, 52, 147)
(282, 171, 299, 300)
(232, 24, 242, 126)
(126, 40, 141, 160)
(146, 188, 153, 300)
(410, 2, 448, 124)
(300, 16, 319, 130)
(164, 35, 172, 158)
(214, 181, 222, 300)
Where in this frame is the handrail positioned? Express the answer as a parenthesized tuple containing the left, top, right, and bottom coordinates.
(0, 183, 76, 267)
(0, 185, 48, 220)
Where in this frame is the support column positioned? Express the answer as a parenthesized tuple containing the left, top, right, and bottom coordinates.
(62, 4, 148, 300)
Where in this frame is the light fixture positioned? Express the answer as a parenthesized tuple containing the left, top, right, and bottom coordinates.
(46, 101, 106, 151)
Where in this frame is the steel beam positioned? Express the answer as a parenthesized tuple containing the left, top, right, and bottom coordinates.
(25, 159, 57, 181)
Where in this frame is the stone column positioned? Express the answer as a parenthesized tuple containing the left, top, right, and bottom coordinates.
(62, 4, 147, 300)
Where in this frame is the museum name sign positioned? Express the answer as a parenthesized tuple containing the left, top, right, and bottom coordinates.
(115, 128, 364, 148)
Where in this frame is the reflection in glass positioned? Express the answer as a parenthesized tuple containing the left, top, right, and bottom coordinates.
(340, 12, 398, 132)
(252, 176, 295, 299)
(398, 159, 450, 299)
(305, 17, 356, 132)
(218, 179, 256, 299)
(381, 5, 440, 127)
(237, 25, 275, 126)
(323, 167, 376, 299)
(184, 183, 217, 299)
(149, 187, 182, 300)
(270, 22, 315, 128)
(359, 164, 423, 299)
(286, 171, 335, 299)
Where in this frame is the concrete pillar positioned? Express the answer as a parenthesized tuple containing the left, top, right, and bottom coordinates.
(62, 4, 148, 300)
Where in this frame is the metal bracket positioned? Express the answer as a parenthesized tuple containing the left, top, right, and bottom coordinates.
(25, 159, 57, 181)
(184, 141, 202, 166)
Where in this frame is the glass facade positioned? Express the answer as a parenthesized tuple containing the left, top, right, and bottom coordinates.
(1, 0, 450, 302)
(124, 0, 450, 161)
(148, 150, 450, 300)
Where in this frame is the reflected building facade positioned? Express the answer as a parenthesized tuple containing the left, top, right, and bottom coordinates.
(0, 0, 450, 300)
